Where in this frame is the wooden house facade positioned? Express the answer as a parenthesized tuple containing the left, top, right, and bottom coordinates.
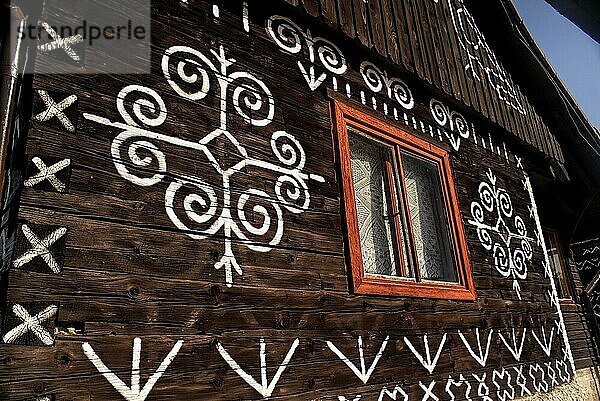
(1, 0, 599, 400)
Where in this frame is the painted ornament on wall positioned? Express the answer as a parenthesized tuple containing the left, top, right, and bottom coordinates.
(267, 15, 346, 91)
(84, 44, 324, 287)
(468, 169, 534, 299)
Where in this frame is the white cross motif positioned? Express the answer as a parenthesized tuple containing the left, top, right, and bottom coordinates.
(419, 380, 439, 401)
(2, 304, 58, 345)
(38, 22, 83, 61)
(34, 90, 78, 132)
(24, 157, 71, 192)
(13, 224, 67, 273)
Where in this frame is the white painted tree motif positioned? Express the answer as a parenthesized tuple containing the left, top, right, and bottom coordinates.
(458, 328, 493, 367)
(531, 326, 554, 357)
(468, 169, 534, 299)
(326, 335, 389, 384)
(404, 333, 447, 374)
(82, 337, 183, 401)
(216, 337, 299, 398)
(83, 44, 324, 287)
(266, 15, 346, 91)
(498, 328, 526, 361)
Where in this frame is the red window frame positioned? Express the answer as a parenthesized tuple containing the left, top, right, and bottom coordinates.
(332, 101, 476, 301)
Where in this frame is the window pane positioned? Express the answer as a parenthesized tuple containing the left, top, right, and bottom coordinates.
(401, 152, 457, 282)
(349, 132, 408, 277)
(544, 231, 570, 299)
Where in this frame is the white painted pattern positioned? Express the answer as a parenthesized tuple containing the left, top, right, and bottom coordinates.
(37, 22, 83, 61)
(429, 98, 470, 151)
(360, 61, 414, 110)
(492, 368, 515, 401)
(445, 374, 472, 401)
(13, 224, 67, 273)
(472, 373, 493, 401)
(2, 304, 57, 345)
(458, 328, 493, 367)
(525, 173, 579, 377)
(545, 361, 558, 388)
(468, 169, 535, 299)
(377, 384, 408, 401)
(242, 2, 250, 32)
(34, 90, 77, 132)
(513, 365, 531, 397)
(216, 337, 299, 398)
(498, 328, 526, 361)
(24, 157, 71, 192)
(339, 396, 362, 401)
(434, 0, 526, 114)
(419, 380, 439, 401)
(404, 333, 447, 374)
(82, 337, 183, 401)
(531, 326, 554, 357)
(327, 335, 389, 384)
(266, 15, 346, 91)
(529, 363, 548, 393)
(84, 44, 324, 287)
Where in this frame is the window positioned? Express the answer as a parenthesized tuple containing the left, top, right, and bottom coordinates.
(332, 101, 475, 300)
(544, 229, 572, 300)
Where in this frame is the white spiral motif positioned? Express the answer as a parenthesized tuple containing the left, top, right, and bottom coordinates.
(478, 182, 495, 212)
(360, 61, 384, 93)
(165, 178, 222, 240)
(117, 85, 167, 127)
(315, 39, 347, 75)
(450, 111, 470, 138)
(498, 190, 513, 217)
(162, 46, 215, 101)
(267, 15, 347, 75)
(111, 132, 167, 187)
(229, 71, 275, 127)
(361, 61, 414, 109)
(234, 189, 284, 252)
(266, 16, 303, 54)
(430, 98, 449, 126)
(270, 131, 306, 169)
(275, 175, 310, 214)
(389, 78, 415, 110)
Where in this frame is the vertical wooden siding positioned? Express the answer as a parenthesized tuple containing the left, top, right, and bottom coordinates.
(290, 0, 564, 163)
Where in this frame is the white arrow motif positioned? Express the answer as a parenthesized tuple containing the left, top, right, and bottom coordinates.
(458, 328, 494, 367)
(498, 328, 526, 361)
(327, 335, 389, 384)
(404, 333, 447, 374)
(531, 326, 554, 357)
(216, 337, 299, 398)
(297, 61, 327, 91)
(82, 337, 183, 401)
